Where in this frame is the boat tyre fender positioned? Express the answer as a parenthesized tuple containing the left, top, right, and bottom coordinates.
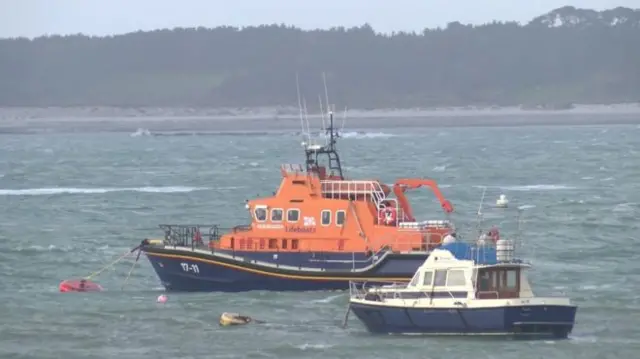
(364, 293, 383, 302)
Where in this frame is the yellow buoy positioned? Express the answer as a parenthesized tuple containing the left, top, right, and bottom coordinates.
(219, 312, 253, 327)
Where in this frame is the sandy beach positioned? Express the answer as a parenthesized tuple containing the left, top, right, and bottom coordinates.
(1, 104, 639, 134)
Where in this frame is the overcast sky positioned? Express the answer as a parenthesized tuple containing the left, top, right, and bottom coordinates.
(1, 0, 637, 38)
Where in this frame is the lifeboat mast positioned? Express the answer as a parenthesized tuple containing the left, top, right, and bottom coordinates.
(304, 110, 344, 180)
(300, 72, 344, 180)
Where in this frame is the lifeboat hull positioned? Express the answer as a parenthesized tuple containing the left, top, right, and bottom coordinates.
(141, 245, 429, 292)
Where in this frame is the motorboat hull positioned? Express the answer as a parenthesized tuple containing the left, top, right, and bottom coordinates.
(349, 301, 577, 339)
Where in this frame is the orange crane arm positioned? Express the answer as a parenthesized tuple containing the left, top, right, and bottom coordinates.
(392, 178, 454, 221)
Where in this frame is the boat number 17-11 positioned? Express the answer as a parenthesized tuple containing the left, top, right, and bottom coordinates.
(180, 263, 200, 273)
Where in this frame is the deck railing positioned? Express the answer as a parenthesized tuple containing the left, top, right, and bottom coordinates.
(158, 224, 244, 250)
(320, 180, 386, 207)
(349, 281, 468, 302)
(155, 224, 451, 255)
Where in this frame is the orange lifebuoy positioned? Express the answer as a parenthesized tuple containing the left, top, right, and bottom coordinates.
(378, 206, 397, 225)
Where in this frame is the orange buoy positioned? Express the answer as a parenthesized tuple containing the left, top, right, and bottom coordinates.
(59, 279, 103, 293)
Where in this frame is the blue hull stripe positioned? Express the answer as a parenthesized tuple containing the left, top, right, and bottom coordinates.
(145, 250, 415, 281)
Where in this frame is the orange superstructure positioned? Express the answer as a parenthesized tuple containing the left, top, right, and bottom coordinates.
(211, 166, 453, 255)
(209, 115, 455, 257)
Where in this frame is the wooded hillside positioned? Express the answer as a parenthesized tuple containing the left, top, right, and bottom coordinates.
(1, 6, 639, 109)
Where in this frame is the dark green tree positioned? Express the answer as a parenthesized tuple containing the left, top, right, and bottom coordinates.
(0, 6, 638, 108)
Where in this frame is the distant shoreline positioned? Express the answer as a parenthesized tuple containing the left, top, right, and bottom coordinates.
(1, 104, 639, 134)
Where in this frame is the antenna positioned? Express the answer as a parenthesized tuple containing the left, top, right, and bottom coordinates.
(322, 72, 334, 144)
(322, 72, 331, 118)
(318, 95, 328, 145)
(295, 73, 309, 144)
(514, 205, 532, 264)
(341, 106, 348, 133)
(475, 186, 487, 237)
(302, 97, 311, 142)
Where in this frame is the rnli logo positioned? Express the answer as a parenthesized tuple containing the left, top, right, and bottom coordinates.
(303, 216, 316, 227)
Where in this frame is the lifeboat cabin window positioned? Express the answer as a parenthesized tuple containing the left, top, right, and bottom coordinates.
(271, 208, 283, 222)
(268, 238, 277, 249)
(292, 239, 299, 250)
(476, 267, 521, 299)
(422, 271, 433, 286)
(336, 210, 346, 226)
(321, 210, 331, 226)
(287, 209, 300, 222)
(254, 206, 267, 222)
(281, 239, 288, 249)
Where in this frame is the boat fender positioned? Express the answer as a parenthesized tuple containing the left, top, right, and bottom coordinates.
(442, 233, 456, 245)
(488, 227, 500, 242)
(364, 293, 382, 302)
(193, 229, 203, 244)
(219, 312, 253, 327)
(140, 238, 163, 246)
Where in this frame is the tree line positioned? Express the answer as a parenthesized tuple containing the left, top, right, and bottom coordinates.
(0, 6, 639, 109)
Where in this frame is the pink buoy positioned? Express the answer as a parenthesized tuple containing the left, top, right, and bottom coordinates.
(157, 294, 168, 303)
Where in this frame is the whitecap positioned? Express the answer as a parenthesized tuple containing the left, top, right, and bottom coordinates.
(340, 131, 395, 139)
(310, 293, 344, 304)
(130, 128, 152, 137)
(296, 343, 334, 350)
(518, 204, 536, 210)
(0, 186, 209, 196)
(473, 184, 577, 191)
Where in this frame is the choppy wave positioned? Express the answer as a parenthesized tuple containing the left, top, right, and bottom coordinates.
(0, 186, 209, 196)
(130, 128, 152, 137)
(339, 131, 395, 139)
(473, 184, 577, 191)
(128, 128, 397, 139)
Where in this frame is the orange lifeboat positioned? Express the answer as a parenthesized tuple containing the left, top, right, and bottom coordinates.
(137, 86, 461, 293)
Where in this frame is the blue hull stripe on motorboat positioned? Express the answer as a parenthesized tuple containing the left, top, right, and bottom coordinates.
(349, 302, 577, 337)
